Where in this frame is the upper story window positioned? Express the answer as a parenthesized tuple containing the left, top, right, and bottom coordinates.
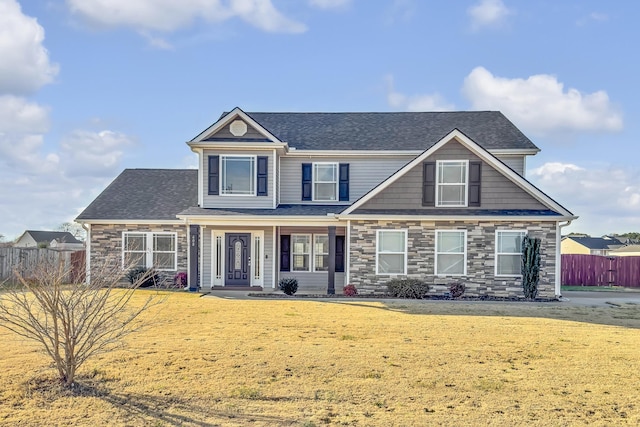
(208, 155, 268, 197)
(313, 163, 338, 201)
(436, 160, 468, 207)
(495, 230, 526, 276)
(221, 155, 255, 195)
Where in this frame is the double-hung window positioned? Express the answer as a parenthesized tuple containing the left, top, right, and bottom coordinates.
(495, 230, 526, 276)
(122, 232, 177, 270)
(436, 160, 468, 207)
(313, 163, 338, 201)
(435, 230, 466, 275)
(313, 235, 329, 271)
(291, 235, 311, 271)
(221, 155, 255, 195)
(376, 230, 407, 275)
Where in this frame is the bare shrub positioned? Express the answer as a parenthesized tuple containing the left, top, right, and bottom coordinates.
(0, 257, 163, 387)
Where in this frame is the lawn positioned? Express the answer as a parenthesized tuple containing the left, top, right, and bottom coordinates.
(1, 291, 640, 426)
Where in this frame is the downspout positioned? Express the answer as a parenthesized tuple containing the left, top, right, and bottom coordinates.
(556, 220, 573, 298)
(82, 223, 90, 285)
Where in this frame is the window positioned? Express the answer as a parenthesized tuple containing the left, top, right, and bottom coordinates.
(122, 232, 177, 271)
(313, 163, 338, 201)
(436, 160, 468, 207)
(291, 235, 311, 271)
(314, 235, 329, 271)
(435, 230, 466, 275)
(496, 230, 526, 276)
(376, 230, 407, 275)
(254, 235, 261, 280)
(221, 155, 255, 195)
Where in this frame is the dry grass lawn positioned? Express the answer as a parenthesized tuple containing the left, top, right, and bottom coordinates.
(1, 291, 640, 426)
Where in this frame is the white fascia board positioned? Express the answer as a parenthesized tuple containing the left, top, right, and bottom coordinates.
(79, 219, 186, 225)
(188, 142, 289, 151)
(338, 214, 578, 222)
(176, 215, 347, 226)
(342, 129, 573, 217)
(190, 107, 282, 144)
(489, 148, 540, 156)
(285, 149, 421, 157)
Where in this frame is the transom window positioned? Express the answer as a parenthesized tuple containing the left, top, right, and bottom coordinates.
(436, 160, 468, 207)
(221, 155, 255, 195)
(123, 232, 177, 271)
(376, 230, 407, 275)
(291, 235, 311, 271)
(313, 163, 338, 201)
(496, 230, 526, 276)
(435, 230, 466, 276)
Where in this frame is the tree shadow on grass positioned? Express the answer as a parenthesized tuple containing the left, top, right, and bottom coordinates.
(323, 299, 640, 329)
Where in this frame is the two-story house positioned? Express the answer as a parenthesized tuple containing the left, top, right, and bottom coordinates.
(76, 108, 576, 298)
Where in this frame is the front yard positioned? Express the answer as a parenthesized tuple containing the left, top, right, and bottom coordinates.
(1, 291, 640, 426)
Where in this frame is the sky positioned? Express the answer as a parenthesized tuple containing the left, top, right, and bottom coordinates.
(0, 0, 638, 241)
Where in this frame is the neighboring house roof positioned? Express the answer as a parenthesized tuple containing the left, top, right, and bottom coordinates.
(76, 169, 198, 221)
(563, 236, 624, 250)
(197, 109, 539, 152)
(20, 230, 82, 245)
(611, 244, 640, 254)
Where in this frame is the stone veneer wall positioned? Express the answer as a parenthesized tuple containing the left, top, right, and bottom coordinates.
(349, 220, 557, 299)
(89, 224, 188, 286)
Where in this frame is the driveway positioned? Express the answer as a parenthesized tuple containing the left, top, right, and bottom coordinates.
(559, 290, 640, 307)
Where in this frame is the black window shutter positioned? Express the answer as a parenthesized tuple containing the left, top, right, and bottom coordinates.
(335, 235, 345, 273)
(280, 235, 290, 272)
(339, 163, 349, 201)
(302, 163, 312, 201)
(257, 156, 268, 196)
(422, 162, 436, 206)
(208, 155, 219, 195)
(469, 161, 481, 207)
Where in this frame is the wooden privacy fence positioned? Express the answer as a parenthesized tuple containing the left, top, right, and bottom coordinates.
(562, 254, 640, 287)
(0, 247, 85, 283)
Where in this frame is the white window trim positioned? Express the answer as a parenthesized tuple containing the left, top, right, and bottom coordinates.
(211, 230, 264, 287)
(435, 230, 467, 276)
(375, 229, 408, 275)
(435, 160, 469, 207)
(313, 234, 329, 272)
(312, 162, 339, 202)
(291, 234, 312, 272)
(122, 231, 178, 271)
(495, 230, 527, 277)
(220, 155, 257, 197)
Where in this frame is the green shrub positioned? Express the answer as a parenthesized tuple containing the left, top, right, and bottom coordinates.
(278, 277, 298, 295)
(126, 267, 159, 288)
(521, 235, 541, 299)
(386, 278, 430, 299)
(343, 284, 358, 296)
(449, 282, 466, 298)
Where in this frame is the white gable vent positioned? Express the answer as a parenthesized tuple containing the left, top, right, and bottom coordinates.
(230, 120, 248, 136)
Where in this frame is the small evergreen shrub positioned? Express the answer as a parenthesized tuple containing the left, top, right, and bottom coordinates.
(521, 235, 541, 299)
(343, 284, 358, 296)
(449, 282, 466, 299)
(126, 267, 159, 288)
(386, 278, 430, 299)
(279, 277, 298, 295)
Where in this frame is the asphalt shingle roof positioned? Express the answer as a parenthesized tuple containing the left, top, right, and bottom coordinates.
(229, 111, 538, 151)
(565, 236, 624, 250)
(76, 169, 198, 220)
(178, 205, 346, 217)
(25, 231, 82, 244)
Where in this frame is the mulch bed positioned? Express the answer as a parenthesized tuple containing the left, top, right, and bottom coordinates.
(247, 293, 558, 302)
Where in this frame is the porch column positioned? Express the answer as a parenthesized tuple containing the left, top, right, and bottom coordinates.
(188, 225, 200, 292)
(328, 226, 336, 295)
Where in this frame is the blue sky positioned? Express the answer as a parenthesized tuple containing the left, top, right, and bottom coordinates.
(1, 0, 638, 240)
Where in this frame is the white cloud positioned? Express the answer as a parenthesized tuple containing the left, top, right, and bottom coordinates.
(0, 95, 49, 134)
(66, 0, 306, 35)
(577, 12, 608, 26)
(309, 0, 351, 10)
(386, 75, 455, 112)
(529, 162, 640, 235)
(462, 66, 623, 136)
(0, 0, 59, 95)
(467, 0, 513, 30)
(59, 129, 135, 177)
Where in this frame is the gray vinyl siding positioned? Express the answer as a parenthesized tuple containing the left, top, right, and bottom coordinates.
(494, 155, 525, 176)
(200, 226, 273, 289)
(279, 155, 412, 204)
(207, 120, 267, 140)
(360, 141, 547, 211)
(202, 149, 274, 209)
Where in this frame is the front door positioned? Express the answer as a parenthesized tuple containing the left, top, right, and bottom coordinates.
(225, 233, 251, 286)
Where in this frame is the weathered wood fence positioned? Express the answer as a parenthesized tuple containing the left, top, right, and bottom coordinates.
(562, 254, 640, 287)
(0, 247, 85, 283)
